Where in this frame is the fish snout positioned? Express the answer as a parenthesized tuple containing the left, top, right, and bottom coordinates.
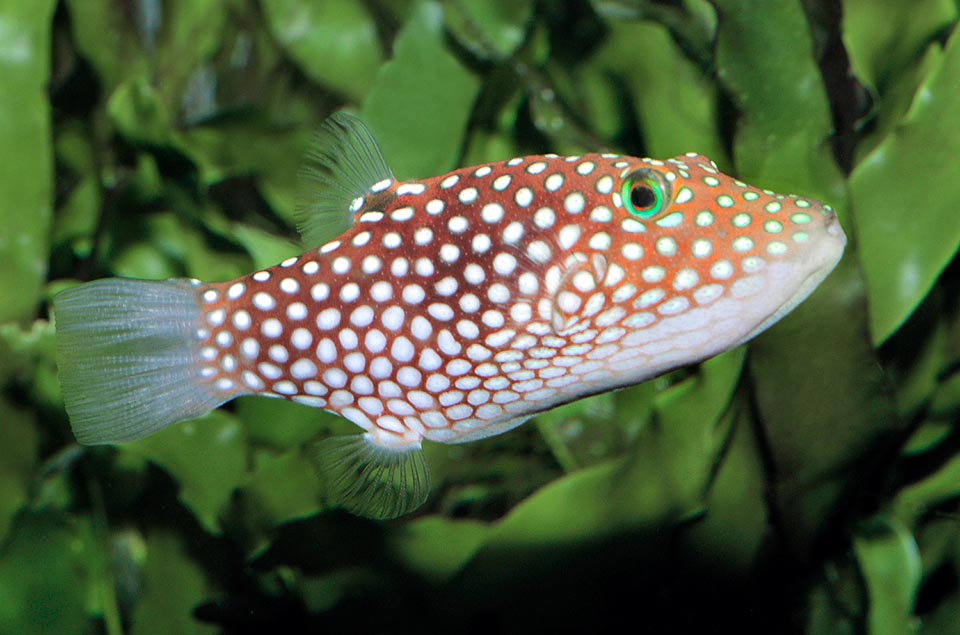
(824, 209, 846, 243)
(800, 201, 847, 274)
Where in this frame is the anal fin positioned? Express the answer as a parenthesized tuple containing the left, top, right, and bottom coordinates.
(313, 434, 430, 519)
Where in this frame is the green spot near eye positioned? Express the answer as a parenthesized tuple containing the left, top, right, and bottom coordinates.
(766, 241, 788, 255)
(765, 201, 782, 213)
(716, 195, 734, 208)
(743, 191, 759, 201)
(655, 212, 684, 228)
(795, 199, 811, 208)
(764, 220, 783, 234)
(732, 213, 751, 228)
(791, 213, 812, 225)
(695, 211, 714, 227)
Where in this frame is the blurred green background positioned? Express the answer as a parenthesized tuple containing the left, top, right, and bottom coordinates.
(1, 0, 960, 632)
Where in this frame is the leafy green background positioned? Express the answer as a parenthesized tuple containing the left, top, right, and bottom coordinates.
(2, 0, 960, 632)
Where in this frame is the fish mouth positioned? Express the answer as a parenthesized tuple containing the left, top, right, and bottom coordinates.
(742, 217, 847, 342)
(825, 211, 846, 242)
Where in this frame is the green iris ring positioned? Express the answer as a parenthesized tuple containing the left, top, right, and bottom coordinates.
(620, 168, 669, 219)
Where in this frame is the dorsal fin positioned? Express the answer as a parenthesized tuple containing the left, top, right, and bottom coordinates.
(296, 111, 394, 248)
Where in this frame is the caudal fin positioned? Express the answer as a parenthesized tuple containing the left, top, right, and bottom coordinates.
(53, 278, 229, 444)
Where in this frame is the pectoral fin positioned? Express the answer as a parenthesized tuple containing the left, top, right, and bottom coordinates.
(548, 253, 613, 336)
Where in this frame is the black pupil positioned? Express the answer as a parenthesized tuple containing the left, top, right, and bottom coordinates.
(630, 183, 657, 209)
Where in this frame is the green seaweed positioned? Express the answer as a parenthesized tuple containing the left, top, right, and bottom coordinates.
(0, 0, 958, 632)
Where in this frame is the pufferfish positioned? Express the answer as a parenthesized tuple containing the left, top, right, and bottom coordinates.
(54, 112, 846, 519)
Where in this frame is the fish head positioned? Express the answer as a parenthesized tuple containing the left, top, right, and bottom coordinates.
(553, 151, 847, 372)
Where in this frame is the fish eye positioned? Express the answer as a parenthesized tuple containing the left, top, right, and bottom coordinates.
(620, 168, 670, 219)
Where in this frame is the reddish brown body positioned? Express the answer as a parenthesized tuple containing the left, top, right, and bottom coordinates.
(55, 112, 845, 517)
(193, 151, 844, 450)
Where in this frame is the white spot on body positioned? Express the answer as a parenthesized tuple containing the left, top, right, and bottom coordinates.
(207, 309, 226, 327)
(362, 255, 382, 275)
(469, 235, 491, 256)
(459, 187, 479, 204)
(493, 174, 511, 191)
(391, 336, 415, 362)
(397, 182, 427, 196)
(493, 253, 517, 276)
(232, 310, 251, 330)
(502, 222, 524, 245)
(382, 306, 405, 331)
(280, 278, 299, 294)
(391, 258, 409, 277)
(262, 318, 283, 338)
(515, 187, 534, 207)
(464, 264, 486, 286)
(253, 292, 275, 311)
(287, 303, 308, 321)
(426, 199, 444, 215)
(311, 283, 329, 302)
(545, 173, 564, 192)
(673, 269, 699, 291)
(558, 225, 581, 249)
(411, 316, 433, 341)
(658, 296, 691, 315)
(564, 192, 585, 214)
(291, 359, 318, 379)
(383, 232, 402, 249)
(711, 260, 734, 280)
(269, 344, 288, 363)
(655, 237, 678, 257)
(227, 283, 245, 300)
(596, 175, 614, 194)
(317, 308, 341, 330)
(694, 284, 724, 305)
(518, 272, 539, 296)
(435, 277, 459, 297)
(291, 328, 313, 350)
(621, 243, 643, 261)
(534, 207, 556, 229)
(428, 303, 454, 321)
(241, 339, 259, 359)
(481, 203, 504, 224)
(439, 244, 461, 264)
(370, 281, 393, 303)
(415, 258, 435, 277)
(414, 228, 433, 246)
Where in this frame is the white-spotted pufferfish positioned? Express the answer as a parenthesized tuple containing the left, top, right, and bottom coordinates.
(54, 113, 846, 519)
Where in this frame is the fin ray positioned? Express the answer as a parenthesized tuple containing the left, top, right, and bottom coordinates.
(297, 111, 394, 248)
(313, 434, 430, 519)
(53, 278, 230, 444)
